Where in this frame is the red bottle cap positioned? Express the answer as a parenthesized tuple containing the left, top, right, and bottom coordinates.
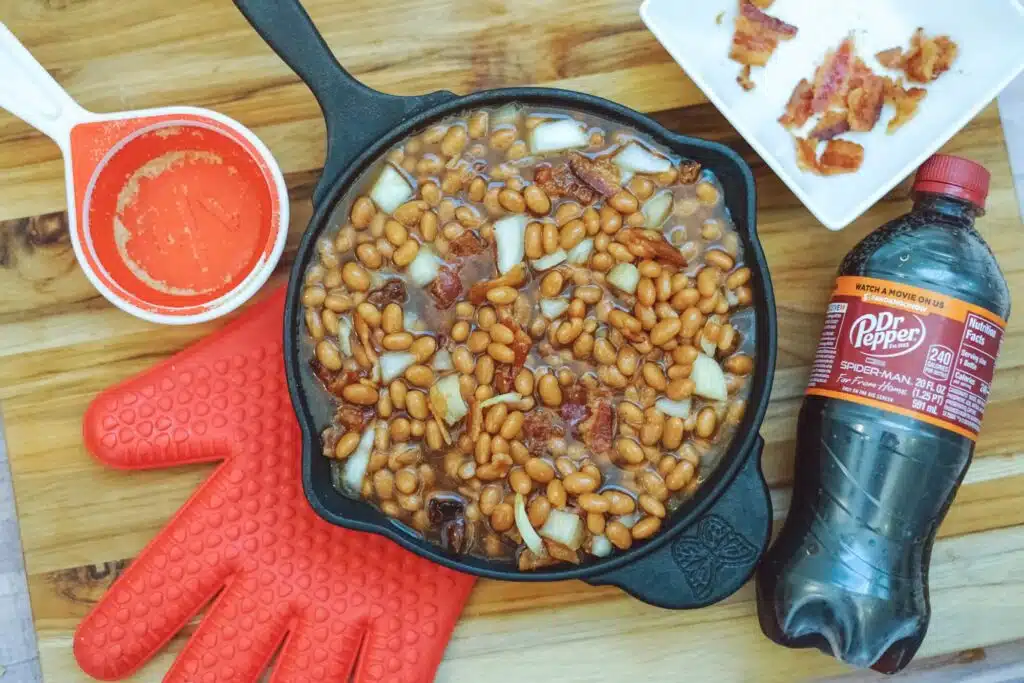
(913, 154, 990, 209)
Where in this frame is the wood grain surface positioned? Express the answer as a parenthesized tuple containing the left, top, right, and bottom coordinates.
(2, 1, 1023, 681)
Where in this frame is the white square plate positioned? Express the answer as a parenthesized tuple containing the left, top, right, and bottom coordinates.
(641, 0, 1024, 230)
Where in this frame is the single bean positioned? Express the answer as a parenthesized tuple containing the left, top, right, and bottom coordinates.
(615, 438, 645, 465)
(650, 318, 682, 347)
(609, 190, 639, 214)
(563, 472, 599, 495)
(342, 262, 371, 291)
(726, 267, 752, 290)
(559, 219, 586, 250)
(696, 181, 719, 205)
(632, 516, 662, 540)
(696, 407, 718, 438)
(538, 374, 563, 407)
(523, 185, 551, 215)
(586, 512, 606, 535)
(706, 249, 735, 271)
(487, 342, 516, 364)
(491, 503, 515, 532)
(606, 521, 633, 550)
(342, 383, 378, 405)
(489, 127, 516, 151)
(540, 271, 564, 298)
(578, 493, 610, 514)
(697, 267, 722, 297)
(525, 222, 544, 259)
(392, 239, 420, 267)
(405, 364, 434, 388)
(542, 222, 560, 254)
(515, 368, 536, 396)
(638, 470, 669, 502)
(724, 354, 754, 375)
(451, 320, 471, 344)
(440, 125, 468, 157)
(640, 421, 663, 447)
(467, 330, 490, 353)
(395, 467, 419, 495)
(554, 202, 583, 226)
(599, 205, 622, 234)
(498, 188, 526, 213)
(662, 417, 685, 450)
(381, 332, 412, 351)
(487, 286, 518, 306)
(333, 432, 361, 460)
(405, 390, 429, 420)
(381, 303, 404, 334)
(351, 197, 376, 229)
(509, 468, 533, 495)
(582, 207, 601, 235)
(666, 377, 695, 401)
(603, 490, 636, 516)
(410, 336, 437, 363)
(315, 340, 343, 371)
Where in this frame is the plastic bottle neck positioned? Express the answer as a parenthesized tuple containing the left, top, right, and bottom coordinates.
(911, 192, 981, 226)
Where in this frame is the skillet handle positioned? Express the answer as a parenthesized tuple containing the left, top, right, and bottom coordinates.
(585, 437, 771, 609)
(233, 0, 457, 208)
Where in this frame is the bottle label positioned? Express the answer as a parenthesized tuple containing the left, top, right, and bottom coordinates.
(806, 276, 1005, 441)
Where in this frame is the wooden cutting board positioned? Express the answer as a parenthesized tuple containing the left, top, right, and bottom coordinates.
(2, 1, 1023, 681)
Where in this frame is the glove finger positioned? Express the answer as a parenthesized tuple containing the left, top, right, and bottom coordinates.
(82, 287, 287, 470)
(74, 521, 233, 680)
(164, 580, 291, 683)
(267, 620, 366, 683)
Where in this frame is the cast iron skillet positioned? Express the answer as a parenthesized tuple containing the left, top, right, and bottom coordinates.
(235, 0, 778, 609)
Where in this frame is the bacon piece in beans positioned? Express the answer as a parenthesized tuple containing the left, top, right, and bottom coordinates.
(618, 229, 687, 268)
(560, 384, 591, 436)
(578, 398, 613, 456)
(335, 404, 375, 432)
(497, 309, 532, 370)
(521, 409, 564, 451)
(468, 264, 526, 305)
(494, 364, 517, 394)
(567, 152, 621, 197)
(366, 278, 406, 306)
(448, 230, 488, 257)
(428, 265, 463, 309)
(534, 163, 599, 205)
(677, 160, 702, 185)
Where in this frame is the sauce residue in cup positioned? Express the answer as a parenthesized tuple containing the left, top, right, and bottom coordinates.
(112, 148, 263, 296)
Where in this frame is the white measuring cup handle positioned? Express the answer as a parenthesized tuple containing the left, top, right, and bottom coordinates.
(0, 21, 88, 146)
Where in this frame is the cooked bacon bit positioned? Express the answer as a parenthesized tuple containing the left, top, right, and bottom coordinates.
(779, 78, 814, 129)
(534, 163, 599, 205)
(567, 153, 621, 197)
(876, 47, 904, 69)
(739, 1, 798, 38)
(447, 230, 488, 257)
(808, 110, 850, 141)
(545, 540, 581, 564)
(327, 369, 365, 398)
(427, 265, 463, 309)
(618, 229, 686, 268)
(468, 264, 526, 305)
(497, 309, 533, 370)
(677, 160, 702, 184)
(579, 398, 613, 455)
(819, 139, 864, 175)
(794, 136, 820, 174)
(366, 279, 406, 306)
(811, 35, 856, 113)
(560, 385, 591, 436)
(494, 364, 517, 394)
(737, 65, 756, 91)
(466, 398, 484, 442)
(846, 74, 885, 132)
(336, 404, 374, 432)
(903, 30, 958, 83)
(730, 1, 798, 70)
(521, 410, 563, 450)
(885, 80, 928, 133)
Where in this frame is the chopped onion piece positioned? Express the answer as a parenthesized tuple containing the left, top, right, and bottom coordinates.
(430, 374, 469, 425)
(337, 315, 353, 357)
(530, 119, 588, 154)
(591, 535, 613, 558)
(699, 333, 717, 356)
(567, 238, 594, 265)
(726, 288, 740, 307)
(655, 397, 693, 419)
(404, 309, 423, 331)
(493, 104, 521, 125)
(692, 353, 729, 401)
(408, 246, 442, 286)
(515, 493, 546, 556)
(607, 262, 640, 294)
(531, 249, 567, 271)
(619, 170, 635, 186)
(613, 142, 672, 174)
(539, 508, 586, 550)
(618, 511, 642, 529)
(369, 163, 414, 214)
(643, 190, 674, 229)
(379, 352, 416, 384)
(494, 215, 529, 274)
(480, 392, 522, 409)
(342, 424, 376, 493)
(432, 349, 453, 372)
(539, 297, 570, 319)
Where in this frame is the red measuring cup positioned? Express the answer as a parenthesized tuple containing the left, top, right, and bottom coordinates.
(0, 22, 289, 324)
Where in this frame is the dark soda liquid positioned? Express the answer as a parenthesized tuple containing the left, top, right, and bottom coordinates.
(756, 191, 1010, 673)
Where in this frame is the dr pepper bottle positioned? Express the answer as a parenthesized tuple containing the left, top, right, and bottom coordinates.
(756, 155, 1011, 673)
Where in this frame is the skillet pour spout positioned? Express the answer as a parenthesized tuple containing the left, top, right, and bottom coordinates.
(234, 0, 778, 609)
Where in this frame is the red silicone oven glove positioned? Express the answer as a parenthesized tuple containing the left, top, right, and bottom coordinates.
(74, 287, 475, 683)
